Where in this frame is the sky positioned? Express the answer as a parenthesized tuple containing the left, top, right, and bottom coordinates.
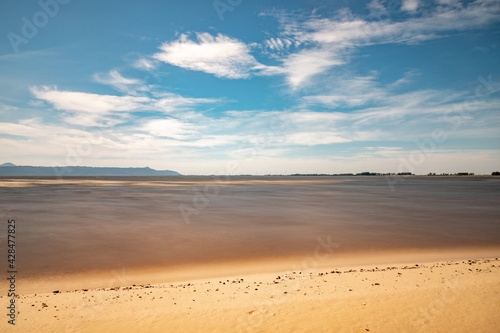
(0, 0, 499, 175)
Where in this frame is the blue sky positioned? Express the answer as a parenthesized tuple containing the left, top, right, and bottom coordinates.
(1, 0, 499, 175)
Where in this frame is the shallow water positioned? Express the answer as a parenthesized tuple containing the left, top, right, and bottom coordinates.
(1, 176, 499, 277)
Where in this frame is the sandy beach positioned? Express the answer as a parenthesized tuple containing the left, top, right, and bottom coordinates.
(2, 251, 499, 332)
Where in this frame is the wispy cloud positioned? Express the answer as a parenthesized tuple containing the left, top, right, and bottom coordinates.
(284, 131, 351, 145)
(31, 86, 150, 113)
(270, 0, 500, 88)
(284, 0, 500, 45)
(0, 102, 18, 113)
(0, 121, 49, 138)
(141, 118, 198, 140)
(153, 33, 280, 79)
(302, 74, 386, 107)
(366, 0, 390, 18)
(132, 57, 159, 71)
(281, 49, 344, 88)
(262, 37, 298, 54)
(31, 86, 220, 126)
(93, 70, 142, 94)
(0, 118, 97, 139)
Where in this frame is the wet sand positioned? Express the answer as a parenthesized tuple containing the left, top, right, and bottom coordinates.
(0, 177, 341, 188)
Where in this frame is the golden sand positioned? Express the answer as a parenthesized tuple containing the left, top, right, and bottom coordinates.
(2, 250, 499, 332)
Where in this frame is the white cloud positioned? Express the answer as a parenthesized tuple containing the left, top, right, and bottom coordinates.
(30, 87, 144, 126)
(94, 70, 141, 86)
(31, 86, 149, 114)
(263, 37, 296, 53)
(132, 58, 158, 70)
(401, 0, 420, 13)
(0, 118, 99, 140)
(284, 132, 351, 145)
(0, 121, 47, 137)
(285, 111, 346, 125)
(282, 49, 344, 88)
(154, 33, 275, 79)
(93, 70, 142, 93)
(367, 0, 389, 18)
(302, 74, 385, 107)
(364, 146, 404, 154)
(299, 69, 492, 130)
(60, 113, 127, 127)
(436, 0, 463, 7)
(0, 102, 18, 114)
(150, 92, 219, 113)
(31, 86, 220, 126)
(142, 118, 198, 140)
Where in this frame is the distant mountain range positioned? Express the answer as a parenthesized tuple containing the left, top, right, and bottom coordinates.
(0, 163, 181, 176)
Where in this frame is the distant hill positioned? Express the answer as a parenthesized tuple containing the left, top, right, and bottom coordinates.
(0, 163, 180, 176)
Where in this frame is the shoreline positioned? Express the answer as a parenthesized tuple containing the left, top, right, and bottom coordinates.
(2, 250, 499, 332)
(1, 174, 498, 188)
(10, 246, 500, 294)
